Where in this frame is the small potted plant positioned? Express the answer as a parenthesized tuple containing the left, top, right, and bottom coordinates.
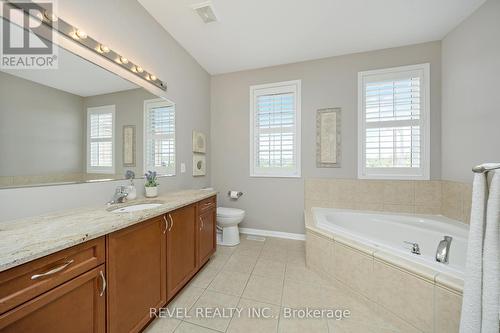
(144, 171, 159, 198)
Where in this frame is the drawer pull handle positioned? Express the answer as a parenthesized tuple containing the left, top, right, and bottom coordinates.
(31, 259, 75, 280)
(168, 214, 174, 232)
(163, 215, 168, 234)
(200, 217, 204, 230)
(99, 270, 106, 297)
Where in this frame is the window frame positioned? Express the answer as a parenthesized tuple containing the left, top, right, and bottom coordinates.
(143, 98, 176, 176)
(86, 105, 116, 174)
(249, 80, 302, 178)
(357, 63, 430, 180)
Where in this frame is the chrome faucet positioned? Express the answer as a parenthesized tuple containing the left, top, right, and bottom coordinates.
(107, 186, 128, 205)
(404, 241, 421, 255)
(436, 236, 452, 264)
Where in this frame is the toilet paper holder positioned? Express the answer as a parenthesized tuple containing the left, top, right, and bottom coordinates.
(227, 191, 243, 199)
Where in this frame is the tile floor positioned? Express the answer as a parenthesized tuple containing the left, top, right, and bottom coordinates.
(145, 236, 421, 333)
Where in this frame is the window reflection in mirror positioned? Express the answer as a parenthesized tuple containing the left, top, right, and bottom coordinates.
(0, 44, 174, 188)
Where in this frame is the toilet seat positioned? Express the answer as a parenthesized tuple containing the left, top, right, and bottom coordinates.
(217, 207, 245, 218)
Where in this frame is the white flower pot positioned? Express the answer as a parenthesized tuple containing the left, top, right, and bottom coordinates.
(145, 186, 158, 198)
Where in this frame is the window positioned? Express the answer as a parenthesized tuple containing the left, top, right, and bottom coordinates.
(358, 64, 430, 180)
(144, 99, 175, 175)
(250, 80, 301, 177)
(87, 105, 115, 174)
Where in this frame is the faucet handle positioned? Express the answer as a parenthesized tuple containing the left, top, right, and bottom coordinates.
(403, 241, 421, 254)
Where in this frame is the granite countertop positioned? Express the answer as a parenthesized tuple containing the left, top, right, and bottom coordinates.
(0, 189, 217, 272)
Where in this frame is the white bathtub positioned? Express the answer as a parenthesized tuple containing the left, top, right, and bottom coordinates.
(312, 207, 468, 278)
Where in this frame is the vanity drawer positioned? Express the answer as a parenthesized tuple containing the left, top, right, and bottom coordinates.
(198, 196, 216, 213)
(0, 237, 105, 315)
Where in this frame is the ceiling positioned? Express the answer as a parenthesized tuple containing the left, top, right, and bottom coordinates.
(138, 0, 486, 75)
(2, 22, 138, 97)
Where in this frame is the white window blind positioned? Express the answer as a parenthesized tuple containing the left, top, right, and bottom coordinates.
(87, 105, 115, 174)
(358, 64, 430, 180)
(144, 99, 175, 175)
(250, 80, 301, 177)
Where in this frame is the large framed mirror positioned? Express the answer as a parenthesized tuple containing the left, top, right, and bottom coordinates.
(0, 14, 175, 189)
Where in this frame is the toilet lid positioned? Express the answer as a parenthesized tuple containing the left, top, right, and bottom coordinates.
(217, 207, 245, 218)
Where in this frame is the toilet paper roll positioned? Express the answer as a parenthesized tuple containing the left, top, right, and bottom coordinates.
(229, 191, 241, 199)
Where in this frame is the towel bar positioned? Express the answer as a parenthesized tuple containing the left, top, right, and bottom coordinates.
(472, 164, 500, 173)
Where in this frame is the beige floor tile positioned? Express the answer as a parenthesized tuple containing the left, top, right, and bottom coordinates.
(208, 270, 250, 296)
(205, 253, 231, 271)
(168, 285, 205, 312)
(281, 279, 332, 308)
(233, 246, 262, 258)
(223, 254, 258, 274)
(285, 262, 329, 286)
(174, 321, 220, 333)
(242, 275, 284, 305)
(217, 245, 237, 256)
(190, 265, 220, 288)
(227, 298, 280, 333)
(278, 315, 329, 333)
(286, 240, 306, 252)
(260, 247, 288, 263)
(287, 250, 306, 266)
(253, 258, 286, 280)
(144, 317, 181, 333)
(186, 290, 240, 332)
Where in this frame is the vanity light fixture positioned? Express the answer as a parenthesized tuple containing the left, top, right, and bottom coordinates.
(4, 0, 167, 91)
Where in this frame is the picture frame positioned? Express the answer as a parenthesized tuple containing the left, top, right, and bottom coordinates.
(192, 130, 207, 154)
(316, 108, 341, 168)
(123, 125, 136, 167)
(193, 154, 206, 176)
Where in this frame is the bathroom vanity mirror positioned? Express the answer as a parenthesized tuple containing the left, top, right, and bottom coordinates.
(0, 20, 175, 188)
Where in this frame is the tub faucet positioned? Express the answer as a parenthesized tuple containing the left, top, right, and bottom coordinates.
(436, 236, 452, 264)
(403, 241, 421, 255)
(107, 186, 128, 205)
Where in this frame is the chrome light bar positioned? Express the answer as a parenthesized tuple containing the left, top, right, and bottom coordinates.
(4, 0, 167, 91)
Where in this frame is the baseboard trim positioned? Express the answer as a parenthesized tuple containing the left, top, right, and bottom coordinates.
(239, 227, 306, 241)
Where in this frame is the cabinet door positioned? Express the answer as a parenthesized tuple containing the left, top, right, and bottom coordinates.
(107, 217, 167, 333)
(198, 208, 216, 267)
(0, 265, 106, 333)
(166, 205, 196, 300)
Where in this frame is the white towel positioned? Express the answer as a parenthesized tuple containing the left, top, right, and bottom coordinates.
(460, 170, 500, 333)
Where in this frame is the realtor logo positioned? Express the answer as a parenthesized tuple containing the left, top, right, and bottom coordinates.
(1, 1, 58, 69)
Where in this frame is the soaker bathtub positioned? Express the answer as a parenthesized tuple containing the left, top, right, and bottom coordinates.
(312, 207, 468, 278)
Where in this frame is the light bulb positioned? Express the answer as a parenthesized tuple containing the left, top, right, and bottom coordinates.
(98, 45, 110, 53)
(136, 66, 144, 73)
(75, 29, 87, 39)
(44, 10, 58, 22)
(119, 56, 128, 64)
(150, 75, 157, 81)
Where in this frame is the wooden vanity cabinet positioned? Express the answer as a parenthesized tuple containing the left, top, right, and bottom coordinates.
(106, 216, 167, 333)
(165, 204, 197, 301)
(197, 196, 217, 267)
(0, 265, 106, 333)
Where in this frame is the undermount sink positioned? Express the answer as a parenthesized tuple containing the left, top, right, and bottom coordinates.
(110, 203, 163, 213)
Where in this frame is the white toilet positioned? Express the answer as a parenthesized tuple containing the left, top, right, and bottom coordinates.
(216, 207, 245, 246)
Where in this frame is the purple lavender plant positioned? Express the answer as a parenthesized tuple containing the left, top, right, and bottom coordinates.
(144, 171, 158, 187)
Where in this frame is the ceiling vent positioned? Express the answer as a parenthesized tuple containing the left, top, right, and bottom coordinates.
(191, 1, 218, 23)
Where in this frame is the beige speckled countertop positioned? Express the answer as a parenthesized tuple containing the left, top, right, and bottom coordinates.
(0, 189, 217, 272)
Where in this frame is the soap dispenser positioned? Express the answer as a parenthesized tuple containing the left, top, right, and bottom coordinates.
(125, 170, 137, 200)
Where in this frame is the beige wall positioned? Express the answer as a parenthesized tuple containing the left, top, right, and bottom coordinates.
(211, 42, 442, 234)
(441, 0, 500, 183)
(0, 72, 84, 178)
(0, 0, 211, 222)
